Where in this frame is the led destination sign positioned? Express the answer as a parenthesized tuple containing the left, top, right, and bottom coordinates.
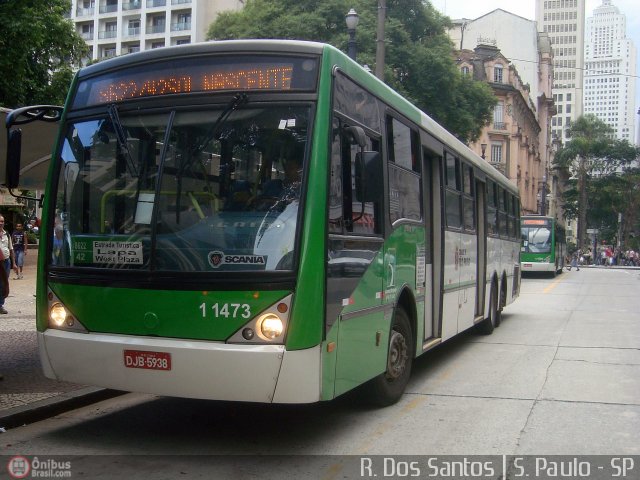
(73, 55, 318, 108)
(522, 218, 551, 226)
(97, 66, 292, 103)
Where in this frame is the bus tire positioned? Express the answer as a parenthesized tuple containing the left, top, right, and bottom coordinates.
(362, 307, 414, 407)
(478, 283, 500, 335)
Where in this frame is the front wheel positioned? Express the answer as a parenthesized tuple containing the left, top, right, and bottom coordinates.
(361, 308, 414, 407)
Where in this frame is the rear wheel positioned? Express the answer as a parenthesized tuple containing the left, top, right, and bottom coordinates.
(478, 283, 500, 335)
(362, 308, 414, 407)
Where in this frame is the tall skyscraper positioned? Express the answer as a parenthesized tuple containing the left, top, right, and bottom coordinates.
(70, 0, 243, 62)
(536, 0, 586, 144)
(584, 0, 637, 143)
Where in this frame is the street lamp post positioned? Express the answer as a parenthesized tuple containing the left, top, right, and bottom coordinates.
(375, 0, 386, 80)
(540, 175, 547, 216)
(345, 8, 359, 61)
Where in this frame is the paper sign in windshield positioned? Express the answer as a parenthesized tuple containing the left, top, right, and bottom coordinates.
(93, 240, 143, 264)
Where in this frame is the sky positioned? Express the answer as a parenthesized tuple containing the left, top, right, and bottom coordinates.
(431, 0, 640, 128)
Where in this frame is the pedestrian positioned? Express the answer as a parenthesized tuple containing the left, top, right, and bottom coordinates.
(570, 252, 580, 271)
(11, 222, 28, 279)
(0, 215, 16, 314)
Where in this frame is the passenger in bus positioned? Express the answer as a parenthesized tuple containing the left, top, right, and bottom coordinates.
(52, 225, 64, 266)
(254, 158, 302, 211)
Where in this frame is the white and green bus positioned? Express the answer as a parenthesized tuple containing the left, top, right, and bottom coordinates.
(520, 215, 566, 276)
(5, 40, 520, 406)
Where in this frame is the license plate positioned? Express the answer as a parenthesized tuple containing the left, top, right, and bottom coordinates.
(124, 350, 172, 371)
(523, 263, 532, 268)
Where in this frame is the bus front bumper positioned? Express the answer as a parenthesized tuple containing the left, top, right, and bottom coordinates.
(521, 261, 555, 272)
(38, 330, 321, 403)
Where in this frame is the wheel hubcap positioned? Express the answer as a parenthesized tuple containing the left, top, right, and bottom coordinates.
(386, 330, 408, 380)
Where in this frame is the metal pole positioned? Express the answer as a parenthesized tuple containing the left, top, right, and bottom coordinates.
(375, 0, 386, 80)
(348, 29, 356, 60)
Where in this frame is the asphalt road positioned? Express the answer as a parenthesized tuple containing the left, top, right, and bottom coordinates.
(0, 266, 638, 480)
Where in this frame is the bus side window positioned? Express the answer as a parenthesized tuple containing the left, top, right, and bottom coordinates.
(329, 117, 381, 236)
(387, 116, 422, 224)
(341, 125, 381, 235)
(444, 152, 461, 229)
(487, 180, 497, 236)
(329, 117, 344, 234)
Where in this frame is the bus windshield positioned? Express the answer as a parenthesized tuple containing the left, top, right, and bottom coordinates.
(51, 103, 310, 272)
(521, 226, 552, 253)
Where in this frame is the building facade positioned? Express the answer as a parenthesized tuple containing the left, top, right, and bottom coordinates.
(536, 0, 586, 144)
(584, 0, 637, 143)
(457, 44, 552, 215)
(448, 10, 558, 217)
(70, 0, 244, 62)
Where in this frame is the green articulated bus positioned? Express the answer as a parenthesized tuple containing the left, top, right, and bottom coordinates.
(520, 215, 566, 276)
(5, 40, 520, 406)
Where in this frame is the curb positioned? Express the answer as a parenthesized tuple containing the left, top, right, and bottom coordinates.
(0, 388, 125, 431)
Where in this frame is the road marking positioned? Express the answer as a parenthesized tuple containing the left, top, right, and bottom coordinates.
(543, 275, 565, 293)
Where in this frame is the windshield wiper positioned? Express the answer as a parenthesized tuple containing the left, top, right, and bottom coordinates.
(190, 92, 248, 156)
(107, 104, 138, 176)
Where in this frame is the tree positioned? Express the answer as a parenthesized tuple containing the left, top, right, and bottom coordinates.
(206, 0, 495, 143)
(553, 114, 639, 249)
(0, 0, 88, 107)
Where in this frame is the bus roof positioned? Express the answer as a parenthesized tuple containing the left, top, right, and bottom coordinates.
(76, 39, 518, 196)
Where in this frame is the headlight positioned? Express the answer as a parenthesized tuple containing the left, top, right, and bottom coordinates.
(47, 288, 88, 333)
(227, 294, 292, 344)
(258, 313, 284, 340)
(50, 303, 69, 327)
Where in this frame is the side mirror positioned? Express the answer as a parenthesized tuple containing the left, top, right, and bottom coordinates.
(344, 125, 367, 148)
(4, 105, 62, 190)
(6, 129, 22, 189)
(355, 151, 383, 203)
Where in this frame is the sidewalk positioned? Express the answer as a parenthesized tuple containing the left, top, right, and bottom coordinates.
(0, 247, 120, 429)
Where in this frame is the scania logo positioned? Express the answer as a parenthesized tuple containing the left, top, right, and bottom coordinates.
(207, 251, 267, 269)
(208, 251, 224, 268)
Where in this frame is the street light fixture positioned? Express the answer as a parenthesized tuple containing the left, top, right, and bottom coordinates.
(345, 8, 359, 61)
(480, 143, 487, 159)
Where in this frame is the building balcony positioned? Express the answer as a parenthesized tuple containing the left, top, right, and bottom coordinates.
(171, 0, 192, 4)
(123, 46, 141, 54)
(100, 50, 117, 60)
(122, 1, 142, 10)
(147, 0, 167, 7)
(493, 122, 507, 130)
(126, 27, 141, 37)
(147, 24, 166, 34)
(99, 4, 118, 14)
(76, 7, 95, 16)
(80, 31, 95, 40)
(98, 30, 118, 39)
(171, 22, 191, 32)
(490, 161, 505, 174)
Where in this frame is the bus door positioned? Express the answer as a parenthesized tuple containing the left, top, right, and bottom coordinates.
(421, 146, 439, 341)
(456, 163, 478, 332)
(475, 177, 487, 319)
(326, 117, 385, 397)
